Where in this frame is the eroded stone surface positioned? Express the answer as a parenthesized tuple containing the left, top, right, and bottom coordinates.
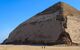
(66, 16, 80, 43)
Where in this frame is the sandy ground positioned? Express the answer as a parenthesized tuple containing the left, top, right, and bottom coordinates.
(0, 45, 80, 50)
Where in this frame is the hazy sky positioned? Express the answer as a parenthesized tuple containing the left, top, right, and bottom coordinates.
(0, 0, 80, 43)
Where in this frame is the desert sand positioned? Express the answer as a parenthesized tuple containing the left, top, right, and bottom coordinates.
(0, 45, 80, 50)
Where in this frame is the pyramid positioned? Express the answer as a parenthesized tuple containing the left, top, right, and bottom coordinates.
(2, 2, 80, 45)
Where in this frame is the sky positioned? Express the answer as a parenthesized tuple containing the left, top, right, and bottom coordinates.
(0, 0, 80, 43)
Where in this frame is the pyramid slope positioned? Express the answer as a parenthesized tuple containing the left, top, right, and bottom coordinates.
(61, 2, 80, 16)
(3, 13, 63, 44)
(2, 2, 80, 45)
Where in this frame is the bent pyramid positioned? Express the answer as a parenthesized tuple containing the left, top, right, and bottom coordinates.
(2, 2, 80, 45)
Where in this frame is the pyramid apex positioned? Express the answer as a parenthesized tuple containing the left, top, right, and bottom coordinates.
(55, 1, 67, 6)
(56, 1, 64, 4)
(55, 1, 65, 4)
(36, 1, 79, 16)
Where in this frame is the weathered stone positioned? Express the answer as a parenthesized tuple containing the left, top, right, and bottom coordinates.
(2, 2, 80, 45)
